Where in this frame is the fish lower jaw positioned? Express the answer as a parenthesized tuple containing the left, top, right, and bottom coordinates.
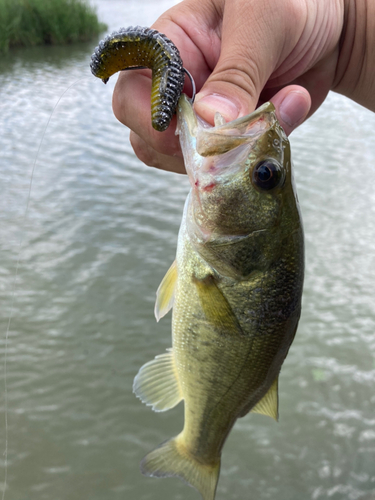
(187, 217, 213, 244)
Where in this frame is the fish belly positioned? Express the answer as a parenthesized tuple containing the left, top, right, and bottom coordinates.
(173, 236, 302, 465)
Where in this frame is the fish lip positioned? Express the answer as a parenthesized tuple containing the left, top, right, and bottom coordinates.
(177, 95, 279, 181)
(195, 102, 278, 158)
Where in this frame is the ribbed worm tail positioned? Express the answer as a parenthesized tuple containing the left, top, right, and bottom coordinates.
(90, 26, 185, 131)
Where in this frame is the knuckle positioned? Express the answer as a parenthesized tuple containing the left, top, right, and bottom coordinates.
(210, 56, 260, 99)
(283, 0, 307, 22)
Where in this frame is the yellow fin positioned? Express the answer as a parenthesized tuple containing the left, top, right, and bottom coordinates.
(154, 260, 177, 322)
(251, 377, 279, 421)
(141, 436, 220, 500)
(133, 348, 183, 412)
(194, 275, 243, 335)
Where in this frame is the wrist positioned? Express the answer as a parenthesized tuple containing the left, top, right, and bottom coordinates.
(334, 0, 375, 111)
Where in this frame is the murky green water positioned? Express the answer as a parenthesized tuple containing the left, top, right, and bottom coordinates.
(0, 1, 374, 499)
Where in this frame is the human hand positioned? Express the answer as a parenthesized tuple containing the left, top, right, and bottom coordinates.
(112, 0, 372, 174)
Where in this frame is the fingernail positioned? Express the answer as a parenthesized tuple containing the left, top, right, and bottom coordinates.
(279, 91, 309, 128)
(194, 93, 240, 122)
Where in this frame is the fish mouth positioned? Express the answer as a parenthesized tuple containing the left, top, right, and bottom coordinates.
(177, 95, 279, 182)
(195, 102, 277, 158)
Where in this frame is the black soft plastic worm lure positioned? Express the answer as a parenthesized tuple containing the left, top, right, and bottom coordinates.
(90, 26, 189, 132)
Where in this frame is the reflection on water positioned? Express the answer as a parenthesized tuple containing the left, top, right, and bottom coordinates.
(0, 1, 375, 499)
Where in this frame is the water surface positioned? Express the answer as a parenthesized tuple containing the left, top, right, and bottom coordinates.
(0, 1, 374, 499)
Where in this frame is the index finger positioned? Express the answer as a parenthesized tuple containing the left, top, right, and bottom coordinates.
(112, 6, 219, 156)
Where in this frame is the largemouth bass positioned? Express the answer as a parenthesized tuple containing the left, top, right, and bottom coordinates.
(133, 95, 304, 500)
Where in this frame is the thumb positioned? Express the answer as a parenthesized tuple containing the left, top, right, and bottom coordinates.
(193, 0, 302, 128)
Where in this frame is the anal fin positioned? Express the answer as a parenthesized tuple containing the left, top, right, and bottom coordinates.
(133, 348, 183, 412)
(250, 377, 279, 421)
(238, 377, 279, 421)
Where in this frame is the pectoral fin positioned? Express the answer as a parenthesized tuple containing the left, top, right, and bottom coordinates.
(250, 377, 279, 421)
(154, 260, 177, 322)
(194, 275, 243, 336)
(133, 348, 183, 412)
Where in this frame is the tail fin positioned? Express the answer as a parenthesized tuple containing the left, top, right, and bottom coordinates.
(140, 436, 220, 500)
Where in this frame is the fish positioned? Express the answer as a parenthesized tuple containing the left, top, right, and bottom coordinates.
(90, 26, 185, 131)
(133, 94, 305, 500)
(90, 26, 304, 500)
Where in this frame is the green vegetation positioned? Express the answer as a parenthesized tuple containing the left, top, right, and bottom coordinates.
(0, 0, 107, 52)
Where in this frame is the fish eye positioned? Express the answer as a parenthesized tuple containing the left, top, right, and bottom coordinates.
(252, 159, 284, 191)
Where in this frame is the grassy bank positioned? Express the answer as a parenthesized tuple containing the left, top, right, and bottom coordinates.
(0, 0, 107, 52)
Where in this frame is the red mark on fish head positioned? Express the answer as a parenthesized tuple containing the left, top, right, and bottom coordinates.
(202, 181, 216, 192)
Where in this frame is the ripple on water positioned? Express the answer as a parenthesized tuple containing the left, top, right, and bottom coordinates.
(0, 17, 375, 500)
